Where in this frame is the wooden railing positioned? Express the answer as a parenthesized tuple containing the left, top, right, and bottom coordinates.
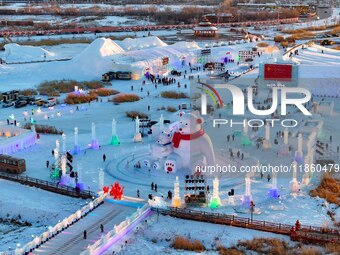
(152, 207, 340, 244)
(0, 171, 97, 199)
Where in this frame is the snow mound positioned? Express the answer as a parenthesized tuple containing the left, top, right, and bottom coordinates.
(3, 43, 55, 63)
(72, 38, 125, 61)
(117, 36, 167, 51)
(70, 38, 125, 76)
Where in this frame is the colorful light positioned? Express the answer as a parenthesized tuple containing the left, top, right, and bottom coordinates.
(209, 197, 221, 209)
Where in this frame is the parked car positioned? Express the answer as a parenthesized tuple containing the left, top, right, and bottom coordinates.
(15, 100, 28, 108)
(2, 101, 14, 108)
(30, 97, 42, 105)
(43, 98, 57, 107)
(321, 39, 335, 46)
(36, 99, 45, 106)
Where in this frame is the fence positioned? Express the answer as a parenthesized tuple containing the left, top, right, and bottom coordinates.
(80, 204, 152, 255)
(0, 18, 299, 37)
(0, 171, 97, 199)
(0, 195, 106, 255)
(153, 207, 340, 244)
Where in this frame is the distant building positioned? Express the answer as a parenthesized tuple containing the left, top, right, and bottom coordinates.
(193, 18, 218, 37)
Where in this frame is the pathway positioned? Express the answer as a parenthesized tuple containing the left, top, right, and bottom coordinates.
(32, 201, 136, 255)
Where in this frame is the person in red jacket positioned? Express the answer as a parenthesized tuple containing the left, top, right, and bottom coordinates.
(290, 226, 296, 241)
(295, 220, 301, 231)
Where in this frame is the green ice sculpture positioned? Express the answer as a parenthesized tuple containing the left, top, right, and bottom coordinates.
(110, 135, 120, 146)
(242, 135, 252, 146)
(110, 118, 120, 146)
(209, 177, 221, 209)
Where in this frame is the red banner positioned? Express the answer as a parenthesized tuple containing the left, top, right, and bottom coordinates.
(264, 64, 292, 81)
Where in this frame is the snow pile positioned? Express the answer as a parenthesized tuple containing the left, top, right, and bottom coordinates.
(3, 43, 55, 63)
(117, 36, 167, 51)
(69, 38, 125, 77)
(72, 37, 125, 61)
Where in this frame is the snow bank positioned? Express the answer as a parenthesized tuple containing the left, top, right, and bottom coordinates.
(117, 36, 167, 51)
(3, 43, 55, 63)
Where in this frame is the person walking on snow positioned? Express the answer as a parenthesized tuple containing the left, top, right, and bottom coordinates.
(267, 174, 271, 182)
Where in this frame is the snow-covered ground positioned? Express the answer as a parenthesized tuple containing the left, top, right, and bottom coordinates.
(104, 214, 291, 255)
(0, 10, 340, 252)
(0, 179, 83, 251)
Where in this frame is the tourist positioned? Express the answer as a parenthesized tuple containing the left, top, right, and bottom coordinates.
(100, 224, 104, 233)
(227, 135, 230, 142)
(151, 182, 154, 191)
(83, 230, 87, 239)
(267, 174, 271, 182)
(52, 149, 54, 156)
(131, 85, 133, 91)
(167, 190, 172, 200)
(46, 160, 49, 168)
(154, 184, 158, 192)
(290, 226, 296, 241)
(137, 189, 140, 198)
(148, 105, 150, 111)
(232, 134, 235, 141)
(295, 220, 301, 230)
(103, 154, 106, 162)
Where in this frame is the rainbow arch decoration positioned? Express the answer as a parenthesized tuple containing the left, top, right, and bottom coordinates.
(197, 82, 223, 108)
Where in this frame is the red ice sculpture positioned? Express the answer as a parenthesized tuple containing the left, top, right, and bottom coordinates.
(109, 182, 124, 200)
(103, 186, 109, 194)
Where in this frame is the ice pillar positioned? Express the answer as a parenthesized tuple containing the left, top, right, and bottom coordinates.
(172, 176, 181, 207)
(209, 177, 221, 208)
(263, 123, 271, 149)
(133, 116, 142, 142)
(91, 122, 99, 149)
(110, 118, 120, 146)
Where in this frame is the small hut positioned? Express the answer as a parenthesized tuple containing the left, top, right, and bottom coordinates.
(193, 18, 218, 37)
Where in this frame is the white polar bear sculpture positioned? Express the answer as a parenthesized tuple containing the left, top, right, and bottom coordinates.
(164, 111, 215, 173)
(145, 130, 173, 170)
